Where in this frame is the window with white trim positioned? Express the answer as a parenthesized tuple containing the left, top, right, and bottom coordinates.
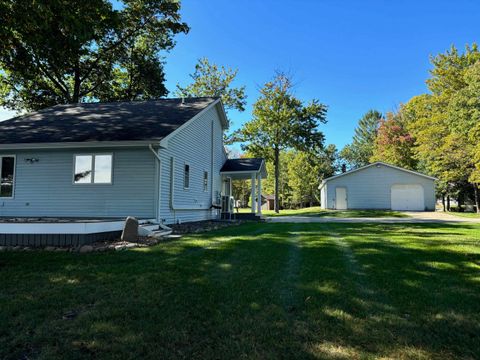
(74, 154, 112, 184)
(184, 164, 190, 189)
(0, 156, 15, 198)
(203, 171, 208, 192)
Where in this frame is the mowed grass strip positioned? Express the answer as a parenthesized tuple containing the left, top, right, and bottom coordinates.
(239, 206, 409, 218)
(446, 211, 480, 219)
(0, 222, 479, 359)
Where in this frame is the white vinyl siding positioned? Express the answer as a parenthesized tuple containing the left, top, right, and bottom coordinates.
(158, 104, 225, 224)
(0, 148, 156, 218)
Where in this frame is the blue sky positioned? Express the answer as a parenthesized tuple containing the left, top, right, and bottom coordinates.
(2, 0, 479, 150)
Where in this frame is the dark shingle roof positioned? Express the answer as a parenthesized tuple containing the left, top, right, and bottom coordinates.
(220, 158, 264, 173)
(0, 97, 218, 145)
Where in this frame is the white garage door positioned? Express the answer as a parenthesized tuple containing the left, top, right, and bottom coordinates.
(391, 184, 424, 211)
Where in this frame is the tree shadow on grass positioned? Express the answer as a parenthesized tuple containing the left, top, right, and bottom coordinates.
(297, 222, 480, 359)
(0, 222, 479, 359)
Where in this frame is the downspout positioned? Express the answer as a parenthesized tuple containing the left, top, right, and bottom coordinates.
(146, 144, 173, 232)
(148, 144, 162, 223)
(169, 157, 175, 222)
(148, 144, 161, 162)
(211, 120, 216, 218)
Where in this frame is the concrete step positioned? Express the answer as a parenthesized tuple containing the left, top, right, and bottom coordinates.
(150, 229, 173, 239)
(138, 222, 160, 236)
(140, 223, 160, 232)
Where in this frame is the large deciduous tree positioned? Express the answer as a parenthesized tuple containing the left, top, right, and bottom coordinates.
(175, 58, 247, 114)
(405, 44, 480, 212)
(0, 0, 188, 111)
(175, 58, 247, 142)
(340, 109, 382, 169)
(239, 72, 327, 213)
(370, 111, 416, 169)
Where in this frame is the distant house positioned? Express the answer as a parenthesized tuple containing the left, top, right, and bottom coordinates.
(0, 98, 265, 246)
(319, 162, 436, 211)
(261, 194, 275, 211)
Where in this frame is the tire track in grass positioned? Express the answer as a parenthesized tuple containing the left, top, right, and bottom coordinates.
(329, 230, 403, 320)
(329, 230, 408, 350)
(330, 232, 376, 299)
(278, 224, 303, 314)
(199, 223, 302, 357)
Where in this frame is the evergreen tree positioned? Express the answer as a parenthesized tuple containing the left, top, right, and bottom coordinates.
(340, 110, 382, 168)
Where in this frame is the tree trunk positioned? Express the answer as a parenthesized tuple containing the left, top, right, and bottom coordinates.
(474, 183, 480, 214)
(274, 145, 280, 213)
(458, 193, 464, 212)
(442, 194, 446, 212)
(447, 195, 451, 211)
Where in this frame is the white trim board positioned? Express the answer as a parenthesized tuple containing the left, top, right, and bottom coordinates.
(0, 220, 125, 234)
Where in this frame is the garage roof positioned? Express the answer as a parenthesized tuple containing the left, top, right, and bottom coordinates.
(319, 162, 436, 189)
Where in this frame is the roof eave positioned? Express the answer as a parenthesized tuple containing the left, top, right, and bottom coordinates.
(0, 140, 159, 150)
(159, 98, 224, 149)
(322, 162, 437, 182)
(214, 99, 229, 129)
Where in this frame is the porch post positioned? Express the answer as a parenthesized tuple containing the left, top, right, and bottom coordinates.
(257, 173, 262, 214)
(251, 173, 256, 213)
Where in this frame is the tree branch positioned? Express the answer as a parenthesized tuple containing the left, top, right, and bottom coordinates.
(79, 14, 156, 84)
(31, 54, 71, 101)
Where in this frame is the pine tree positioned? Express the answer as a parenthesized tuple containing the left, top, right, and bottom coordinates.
(340, 110, 382, 168)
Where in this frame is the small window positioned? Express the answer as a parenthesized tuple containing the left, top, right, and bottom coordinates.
(203, 171, 208, 192)
(0, 156, 15, 198)
(184, 164, 190, 189)
(94, 155, 113, 183)
(74, 154, 112, 184)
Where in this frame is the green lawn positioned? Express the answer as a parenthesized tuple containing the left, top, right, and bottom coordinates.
(447, 211, 480, 219)
(1, 222, 479, 359)
(239, 206, 409, 218)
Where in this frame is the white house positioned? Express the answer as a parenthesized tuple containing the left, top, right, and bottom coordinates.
(0, 97, 265, 246)
(319, 162, 436, 211)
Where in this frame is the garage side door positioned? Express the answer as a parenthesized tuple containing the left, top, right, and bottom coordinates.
(391, 184, 424, 211)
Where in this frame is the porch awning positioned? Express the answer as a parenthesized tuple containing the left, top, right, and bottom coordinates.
(220, 158, 267, 180)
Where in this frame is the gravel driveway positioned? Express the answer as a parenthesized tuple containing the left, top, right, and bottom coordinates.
(267, 211, 480, 224)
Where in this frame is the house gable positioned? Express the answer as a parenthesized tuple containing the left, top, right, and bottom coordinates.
(157, 102, 226, 224)
(320, 162, 436, 189)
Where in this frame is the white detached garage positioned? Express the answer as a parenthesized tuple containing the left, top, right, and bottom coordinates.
(319, 162, 436, 211)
